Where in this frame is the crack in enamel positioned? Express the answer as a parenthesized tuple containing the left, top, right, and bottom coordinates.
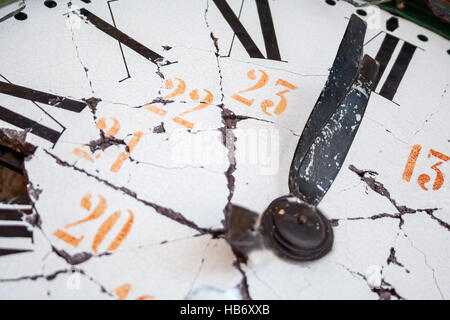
(336, 262, 404, 300)
(333, 165, 449, 231)
(128, 155, 225, 175)
(203, 0, 251, 299)
(0, 211, 114, 298)
(0, 267, 114, 298)
(81, 97, 127, 153)
(0, 1, 448, 300)
(387, 247, 409, 273)
(42, 148, 225, 237)
(411, 84, 448, 140)
(402, 229, 445, 299)
(67, 3, 95, 96)
(0, 185, 211, 298)
(0, 268, 73, 283)
(327, 164, 448, 299)
(233, 257, 251, 300)
(185, 238, 212, 298)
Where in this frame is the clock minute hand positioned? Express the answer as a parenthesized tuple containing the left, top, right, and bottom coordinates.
(225, 15, 379, 262)
(292, 55, 379, 206)
(254, 55, 379, 262)
(289, 14, 367, 202)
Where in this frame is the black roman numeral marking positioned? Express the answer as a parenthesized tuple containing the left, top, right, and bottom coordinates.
(0, 225, 32, 238)
(0, 106, 62, 144)
(372, 33, 417, 101)
(0, 207, 33, 257)
(0, 80, 87, 145)
(0, 145, 25, 174)
(0, 208, 31, 221)
(213, 0, 281, 61)
(0, 248, 31, 256)
(0, 81, 86, 112)
(107, 0, 131, 82)
(78, 8, 167, 65)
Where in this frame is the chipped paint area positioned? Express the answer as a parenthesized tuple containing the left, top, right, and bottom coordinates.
(0, 0, 449, 299)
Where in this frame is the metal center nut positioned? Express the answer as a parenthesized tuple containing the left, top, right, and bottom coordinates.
(260, 195, 333, 261)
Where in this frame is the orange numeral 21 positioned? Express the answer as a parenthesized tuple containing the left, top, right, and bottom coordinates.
(402, 144, 450, 191)
(232, 69, 298, 116)
(145, 78, 214, 130)
(72, 117, 142, 173)
(53, 194, 134, 254)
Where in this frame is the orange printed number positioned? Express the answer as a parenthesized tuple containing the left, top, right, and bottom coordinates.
(402, 145, 449, 191)
(144, 78, 187, 116)
(232, 69, 268, 106)
(110, 132, 143, 173)
(73, 118, 137, 173)
(96, 117, 120, 137)
(53, 194, 107, 247)
(261, 79, 298, 116)
(113, 283, 154, 300)
(233, 70, 298, 116)
(53, 194, 134, 253)
(145, 78, 214, 130)
(164, 78, 186, 99)
(173, 89, 214, 129)
(92, 209, 134, 254)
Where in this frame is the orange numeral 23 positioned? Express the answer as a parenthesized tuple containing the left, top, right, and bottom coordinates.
(232, 69, 297, 116)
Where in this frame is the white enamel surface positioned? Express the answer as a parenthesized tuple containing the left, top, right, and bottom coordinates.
(0, 0, 448, 299)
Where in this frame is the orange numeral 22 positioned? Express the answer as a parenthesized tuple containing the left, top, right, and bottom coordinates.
(145, 78, 214, 129)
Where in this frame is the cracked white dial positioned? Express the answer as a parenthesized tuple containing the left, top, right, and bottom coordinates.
(0, 0, 449, 300)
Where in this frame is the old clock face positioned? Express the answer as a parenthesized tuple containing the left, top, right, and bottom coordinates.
(0, 0, 449, 300)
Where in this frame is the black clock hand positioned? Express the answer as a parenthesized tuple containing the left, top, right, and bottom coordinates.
(291, 55, 379, 206)
(259, 55, 379, 261)
(289, 14, 366, 201)
(225, 15, 379, 262)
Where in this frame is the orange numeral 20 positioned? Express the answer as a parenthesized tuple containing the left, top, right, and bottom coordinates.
(53, 194, 134, 254)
